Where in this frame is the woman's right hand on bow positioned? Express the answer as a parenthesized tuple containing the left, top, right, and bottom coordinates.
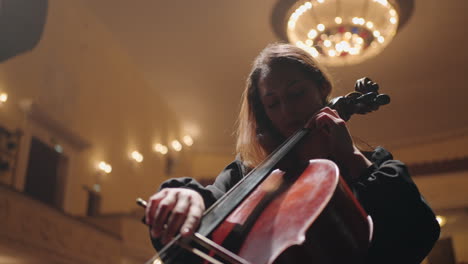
(146, 188, 205, 244)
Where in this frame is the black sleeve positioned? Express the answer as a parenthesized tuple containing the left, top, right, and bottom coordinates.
(353, 147, 440, 264)
(158, 160, 245, 208)
(150, 160, 245, 252)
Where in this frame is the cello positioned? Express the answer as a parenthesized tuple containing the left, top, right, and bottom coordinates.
(138, 77, 390, 264)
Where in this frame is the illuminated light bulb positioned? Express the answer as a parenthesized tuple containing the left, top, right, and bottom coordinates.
(154, 143, 162, 152)
(183, 135, 194, 146)
(359, 18, 365, 25)
(328, 50, 336, 57)
(366, 21, 374, 29)
(342, 41, 350, 52)
(310, 47, 319, 57)
(317, 0, 324, 3)
(356, 37, 364, 44)
(131, 151, 144, 163)
(305, 2, 312, 8)
(317, 24, 325, 31)
(99, 161, 112, 174)
(324, 40, 332, 47)
(54, 144, 63, 153)
(390, 9, 397, 16)
(344, 32, 352, 39)
(308, 29, 317, 39)
(152, 258, 163, 264)
(93, 184, 101, 192)
(0, 93, 7, 103)
(335, 17, 342, 24)
(160, 146, 168, 154)
(305, 39, 313, 46)
(349, 47, 359, 55)
(436, 215, 447, 227)
(171, 140, 182, 152)
(352, 17, 359, 24)
(292, 12, 299, 20)
(373, 30, 381, 37)
(154, 143, 169, 155)
(374, 0, 388, 7)
(378, 36, 385, 43)
(390, 17, 397, 24)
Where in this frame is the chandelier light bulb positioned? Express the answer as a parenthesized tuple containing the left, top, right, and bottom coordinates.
(277, 0, 405, 66)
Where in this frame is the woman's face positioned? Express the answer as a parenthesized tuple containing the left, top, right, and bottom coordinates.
(258, 61, 325, 138)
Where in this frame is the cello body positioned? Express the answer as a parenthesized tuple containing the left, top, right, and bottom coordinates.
(209, 159, 372, 264)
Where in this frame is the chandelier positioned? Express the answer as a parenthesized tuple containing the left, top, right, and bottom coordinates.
(272, 0, 414, 66)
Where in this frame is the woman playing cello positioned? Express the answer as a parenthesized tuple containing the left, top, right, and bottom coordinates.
(145, 43, 440, 263)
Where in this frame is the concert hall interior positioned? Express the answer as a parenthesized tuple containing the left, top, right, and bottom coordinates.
(0, 0, 467, 263)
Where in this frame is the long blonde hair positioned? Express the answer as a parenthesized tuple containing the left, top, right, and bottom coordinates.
(236, 43, 334, 168)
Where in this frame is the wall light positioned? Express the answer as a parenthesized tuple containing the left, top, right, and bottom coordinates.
(98, 161, 112, 174)
(154, 143, 168, 155)
(131, 151, 144, 163)
(183, 135, 194, 146)
(436, 215, 447, 227)
(171, 140, 182, 152)
(0, 93, 8, 104)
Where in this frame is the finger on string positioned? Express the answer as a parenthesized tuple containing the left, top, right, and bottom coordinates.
(315, 113, 334, 135)
(146, 190, 166, 225)
(321, 106, 341, 119)
(152, 191, 177, 238)
(162, 194, 190, 243)
(180, 203, 204, 237)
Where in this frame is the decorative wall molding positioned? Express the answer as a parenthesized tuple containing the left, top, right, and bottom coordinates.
(19, 100, 91, 151)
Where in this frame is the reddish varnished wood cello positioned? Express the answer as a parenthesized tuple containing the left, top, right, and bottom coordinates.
(139, 78, 389, 264)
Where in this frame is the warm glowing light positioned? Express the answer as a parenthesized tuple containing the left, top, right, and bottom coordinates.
(436, 215, 447, 227)
(183, 135, 194, 146)
(171, 140, 182, 151)
(154, 143, 168, 155)
(152, 258, 163, 264)
(54, 145, 63, 153)
(283, 0, 401, 66)
(374, 0, 388, 7)
(93, 184, 101, 192)
(131, 151, 144, 163)
(310, 47, 319, 57)
(0, 93, 7, 103)
(317, 24, 325, 31)
(308, 29, 318, 39)
(98, 161, 112, 174)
